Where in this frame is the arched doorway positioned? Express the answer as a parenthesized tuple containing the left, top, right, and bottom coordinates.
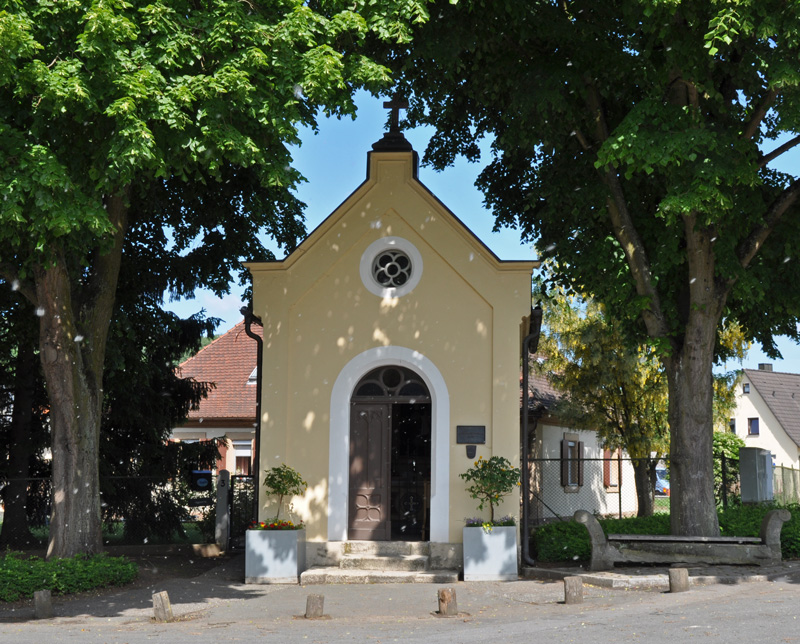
(349, 366, 431, 541)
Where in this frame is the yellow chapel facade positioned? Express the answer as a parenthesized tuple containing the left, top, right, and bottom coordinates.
(247, 124, 537, 567)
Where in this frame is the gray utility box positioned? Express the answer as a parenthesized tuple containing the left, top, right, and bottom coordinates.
(739, 447, 773, 503)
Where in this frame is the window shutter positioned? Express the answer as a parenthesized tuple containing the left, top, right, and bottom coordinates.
(560, 439, 569, 486)
(603, 449, 611, 487)
(577, 442, 585, 487)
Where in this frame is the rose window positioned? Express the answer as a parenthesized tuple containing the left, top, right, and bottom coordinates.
(372, 250, 412, 287)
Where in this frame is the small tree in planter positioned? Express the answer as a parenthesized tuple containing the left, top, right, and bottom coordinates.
(246, 464, 308, 584)
(262, 464, 307, 523)
(460, 455, 520, 525)
(460, 455, 521, 581)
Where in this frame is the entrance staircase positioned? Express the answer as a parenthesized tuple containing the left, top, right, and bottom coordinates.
(300, 541, 459, 584)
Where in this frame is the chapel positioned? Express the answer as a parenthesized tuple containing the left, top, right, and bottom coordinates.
(247, 102, 537, 569)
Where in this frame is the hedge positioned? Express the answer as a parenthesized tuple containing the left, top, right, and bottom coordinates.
(532, 504, 800, 562)
(0, 553, 138, 602)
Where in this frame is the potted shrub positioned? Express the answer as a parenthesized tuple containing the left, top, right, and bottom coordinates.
(245, 464, 308, 584)
(460, 455, 521, 581)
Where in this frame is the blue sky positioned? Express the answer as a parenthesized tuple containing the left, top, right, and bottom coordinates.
(163, 90, 800, 374)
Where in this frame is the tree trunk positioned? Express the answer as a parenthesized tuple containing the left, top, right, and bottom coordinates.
(664, 220, 722, 537)
(0, 341, 37, 548)
(631, 457, 656, 518)
(37, 261, 104, 558)
(665, 349, 719, 536)
(34, 191, 129, 559)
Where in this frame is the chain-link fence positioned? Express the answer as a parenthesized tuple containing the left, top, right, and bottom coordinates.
(774, 464, 800, 504)
(527, 453, 744, 525)
(716, 454, 740, 509)
(228, 474, 255, 549)
(526, 457, 670, 524)
(0, 474, 224, 544)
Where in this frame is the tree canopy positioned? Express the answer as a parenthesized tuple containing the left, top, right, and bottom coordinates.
(0, 0, 429, 557)
(394, 0, 800, 535)
(540, 293, 669, 462)
(539, 288, 744, 515)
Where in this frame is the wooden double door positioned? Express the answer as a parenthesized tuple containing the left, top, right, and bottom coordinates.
(348, 401, 431, 541)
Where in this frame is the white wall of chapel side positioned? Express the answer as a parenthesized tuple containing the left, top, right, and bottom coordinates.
(328, 346, 450, 542)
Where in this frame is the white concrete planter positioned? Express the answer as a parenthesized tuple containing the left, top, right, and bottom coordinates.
(245, 528, 306, 584)
(462, 525, 518, 581)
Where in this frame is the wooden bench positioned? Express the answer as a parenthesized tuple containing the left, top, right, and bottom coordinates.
(573, 508, 791, 571)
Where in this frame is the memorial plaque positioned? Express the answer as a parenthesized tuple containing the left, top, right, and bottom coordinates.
(456, 426, 486, 444)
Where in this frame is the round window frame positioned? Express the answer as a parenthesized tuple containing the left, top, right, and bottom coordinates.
(360, 237, 423, 298)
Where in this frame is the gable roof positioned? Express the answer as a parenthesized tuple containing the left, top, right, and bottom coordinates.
(178, 321, 260, 424)
(522, 360, 563, 414)
(246, 149, 539, 276)
(745, 368, 800, 447)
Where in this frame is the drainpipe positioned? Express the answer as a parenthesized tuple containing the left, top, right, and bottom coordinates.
(240, 306, 263, 523)
(521, 304, 543, 567)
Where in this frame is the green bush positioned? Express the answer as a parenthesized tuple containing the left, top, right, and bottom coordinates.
(532, 520, 591, 562)
(533, 506, 800, 562)
(532, 514, 668, 562)
(599, 514, 671, 536)
(0, 553, 138, 602)
(719, 503, 800, 559)
(713, 431, 745, 506)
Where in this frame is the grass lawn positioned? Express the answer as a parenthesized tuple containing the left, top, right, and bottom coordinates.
(654, 496, 671, 512)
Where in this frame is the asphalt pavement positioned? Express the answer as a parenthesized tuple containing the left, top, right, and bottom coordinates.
(2, 555, 800, 643)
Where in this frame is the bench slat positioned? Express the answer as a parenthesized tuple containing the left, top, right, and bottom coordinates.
(608, 534, 761, 544)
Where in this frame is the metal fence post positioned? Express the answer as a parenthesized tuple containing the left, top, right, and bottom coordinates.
(617, 454, 623, 519)
(721, 454, 728, 509)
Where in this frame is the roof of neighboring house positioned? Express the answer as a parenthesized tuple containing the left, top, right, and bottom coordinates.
(177, 321, 261, 423)
(522, 360, 562, 413)
(745, 368, 800, 447)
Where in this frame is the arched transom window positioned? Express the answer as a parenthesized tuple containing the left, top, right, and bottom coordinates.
(352, 366, 431, 400)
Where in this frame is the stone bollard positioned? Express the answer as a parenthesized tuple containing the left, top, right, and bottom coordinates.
(669, 567, 690, 593)
(305, 594, 325, 619)
(215, 469, 231, 551)
(153, 590, 174, 623)
(33, 590, 53, 619)
(564, 576, 584, 604)
(437, 587, 458, 616)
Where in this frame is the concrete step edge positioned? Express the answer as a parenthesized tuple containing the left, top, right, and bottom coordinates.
(343, 541, 431, 556)
(300, 567, 458, 585)
(340, 554, 429, 571)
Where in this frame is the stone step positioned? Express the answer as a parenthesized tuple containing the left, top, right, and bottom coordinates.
(343, 541, 430, 557)
(340, 554, 429, 572)
(300, 567, 458, 585)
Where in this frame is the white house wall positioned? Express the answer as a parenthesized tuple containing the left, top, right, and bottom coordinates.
(537, 423, 638, 519)
(733, 376, 800, 467)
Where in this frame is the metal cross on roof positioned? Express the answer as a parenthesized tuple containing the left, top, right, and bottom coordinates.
(383, 96, 408, 133)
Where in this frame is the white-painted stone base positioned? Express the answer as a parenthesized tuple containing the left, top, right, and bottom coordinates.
(245, 529, 306, 584)
(462, 526, 518, 581)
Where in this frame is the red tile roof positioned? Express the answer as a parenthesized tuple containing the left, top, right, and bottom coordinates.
(520, 356, 563, 412)
(178, 321, 261, 423)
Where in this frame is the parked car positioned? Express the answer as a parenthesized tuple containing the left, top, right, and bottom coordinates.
(655, 469, 670, 496)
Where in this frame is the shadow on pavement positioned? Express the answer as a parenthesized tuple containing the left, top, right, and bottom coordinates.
(0, 552, 268, 621)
